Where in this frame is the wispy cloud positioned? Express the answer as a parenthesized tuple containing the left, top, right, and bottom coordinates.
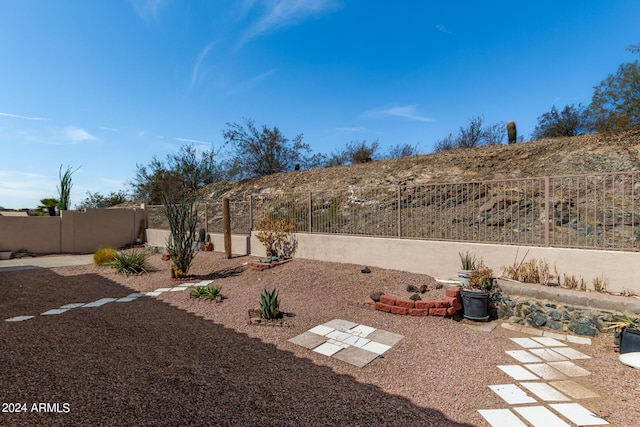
(63, 126, 96, 143)
(131, 0, 170, 24)
(191, 42, 216, 89)
(174, 137, 212, 145)
(227, 69, 277, 94)
(435, 24, 455, 35)
(0, 112, 48, 121)
(360, 105, 435, 122)
(98, 126, 119, 132)
(335, 126, 365, 132)
(239, 0, 341, 46)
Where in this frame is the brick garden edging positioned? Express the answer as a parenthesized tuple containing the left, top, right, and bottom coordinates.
(349, 287, 463, 317)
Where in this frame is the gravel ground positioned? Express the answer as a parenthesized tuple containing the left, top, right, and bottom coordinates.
(1, 252, 638, 426)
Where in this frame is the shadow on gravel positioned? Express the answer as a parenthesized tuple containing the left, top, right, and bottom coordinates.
(0, 269, 475, 427)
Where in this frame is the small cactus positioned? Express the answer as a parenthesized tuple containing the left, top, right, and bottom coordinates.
(507, 121, 517, 144)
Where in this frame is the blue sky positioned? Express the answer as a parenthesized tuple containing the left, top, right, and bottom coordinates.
(1, 1, 639, 209)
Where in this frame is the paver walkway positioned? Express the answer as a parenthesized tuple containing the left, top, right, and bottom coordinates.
(478, 323, 608, 427)
(288, 319, 404, 367)
(4, 280, 214, 323)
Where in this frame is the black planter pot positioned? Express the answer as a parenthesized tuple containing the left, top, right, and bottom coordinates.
(460, 288, 489, 321)
(620, 327, 640, 354)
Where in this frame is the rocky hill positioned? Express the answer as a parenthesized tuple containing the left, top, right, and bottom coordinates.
(201, 129, 640, 201)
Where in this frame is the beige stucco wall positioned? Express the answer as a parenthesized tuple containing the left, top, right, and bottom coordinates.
(146, 229, 250, 255)
(249, 232, 640, 295)
(0, 208, 146, 254)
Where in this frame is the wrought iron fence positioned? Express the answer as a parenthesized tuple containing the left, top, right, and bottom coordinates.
(249, 172, 640, 251)
(146, 201, 252, 235)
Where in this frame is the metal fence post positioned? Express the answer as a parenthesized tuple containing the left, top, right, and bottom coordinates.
(544, 176, 550, 246)
(308, 191, 313, 233)
(248, 195, 253, 232)
(397, 186, 402, 238)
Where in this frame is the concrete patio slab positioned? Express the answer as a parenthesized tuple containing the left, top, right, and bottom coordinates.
(497, 365, 539, 381)
(523, 363, 567, 380)
(5, 315, 35, 322)
(505, 350, 543, 363)
(548, 361, 591, 377)
(323, 319, 358, 331)
(529, 348, 568, 362)
(513, 405, 571, 427)
(488, 384, 536, 404)
(549, 403, 609, 425)
(41, 308, 70, 315)
(532, 337, 567, 347)
(550, 346, 591, 360)
(520, 382, 571, 401)
(510, 337, 544, 348)
(548, 380, 600, 399)
(366, 329, 403, 346)
(332, 346, 379, 368)
(478, 409, 528, 427)
(288, 332, 328, 350)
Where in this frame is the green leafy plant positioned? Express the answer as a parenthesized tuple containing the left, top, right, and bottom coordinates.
(106, 250, 149, 275)
(190, 285, 222, 301)
(467, 264, 494, 290)
(93, 247, 118, 266)
(605, 312, 639, 331)
(458, 251, 477, 270)
(259, 288, 280, 320)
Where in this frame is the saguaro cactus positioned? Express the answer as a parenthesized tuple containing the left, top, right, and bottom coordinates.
(507, 121, 517, 144)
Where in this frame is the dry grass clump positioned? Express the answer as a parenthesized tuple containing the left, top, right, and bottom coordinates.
(501, 258, 554, 285)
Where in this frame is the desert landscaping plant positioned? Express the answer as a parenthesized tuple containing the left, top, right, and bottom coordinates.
(190, 285, 222, 301)
(93, 247, 118, 266)
(255, 216, 295, 258)
(163, 192, 199, 278)
(106, 250, 149, 275)
(57, 165, 80, 212)
(467, 264, 494, 291)
(259, 288, 280, 320)
(501, 256, 553, 285)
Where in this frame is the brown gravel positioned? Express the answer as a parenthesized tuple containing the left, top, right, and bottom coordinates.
(1, 253, 639, 426)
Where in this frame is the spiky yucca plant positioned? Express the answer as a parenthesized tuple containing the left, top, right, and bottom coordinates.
(259, 288, 280, 320)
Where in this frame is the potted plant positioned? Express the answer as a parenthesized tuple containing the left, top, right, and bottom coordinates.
(460, 263, 493, 321)
(203, 234, 213, 252)
(606, 312, 640, 354)
(458, 251, 477, 286)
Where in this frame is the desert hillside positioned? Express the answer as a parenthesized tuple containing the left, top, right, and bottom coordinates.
(201, 129, 640, 201)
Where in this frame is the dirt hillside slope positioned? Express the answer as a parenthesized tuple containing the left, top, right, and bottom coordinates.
(203, 129, 640, 201)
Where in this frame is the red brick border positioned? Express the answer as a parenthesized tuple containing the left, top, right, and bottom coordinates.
(361, 288, 462, 318)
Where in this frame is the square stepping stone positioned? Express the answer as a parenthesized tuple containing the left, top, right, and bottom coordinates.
(82, 298, 117, 308)
(506, 350, 543, 363)
(126, 293, 145, 298)
(197, 280, 213, 286)
(42, 308, 70, 315)
(5, 315, 35, 322)
(511, 337, 544, 348)
(289, 332, 327, 350)
(549, 346, 591, 360)
(532, 337, 567, 347)
(549, 380, 600, 399)
(154, 287, 172, 292)
(497, 365, 539, 381)
(332, 346, 379, 368)
(520, 326, 544, 336)
(170, 287, 187, 291)
(488, 384, 537, 404)
(348, 324, 377, 336)
(60, 303, 85, 309)
(312, 342, 343, 357)
(326, 330, 353, 342)
(351, 337, 371, 348)
(549, 403, 609, 425)
(176, 283, 194, 287)
(523, 363, 567, 380)
(309, 325, 334, 336)
(542, 331, 567, 341)
(145, 291, 162, 296)
(478, 409, 528, 427)
(548, 361, 591, 377)
(513, 406, 571, 427)
(529, 348, 568, 362)
(567, 335, 592, 345)
(115, 297, 138, 302)
(323, 319, 358, 331)
(501, 322, 523, 332)
(366, 329, 404, 346)
(520, 382, 570, 401)
(361, 341, 391, 355)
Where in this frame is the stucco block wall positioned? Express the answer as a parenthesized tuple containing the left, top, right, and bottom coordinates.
(250, 232, 640, 295)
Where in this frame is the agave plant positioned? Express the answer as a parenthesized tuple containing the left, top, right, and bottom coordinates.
(190, 285, 222, 301)
(259, 288, 280, 320)
(605, 312, 639, 331)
